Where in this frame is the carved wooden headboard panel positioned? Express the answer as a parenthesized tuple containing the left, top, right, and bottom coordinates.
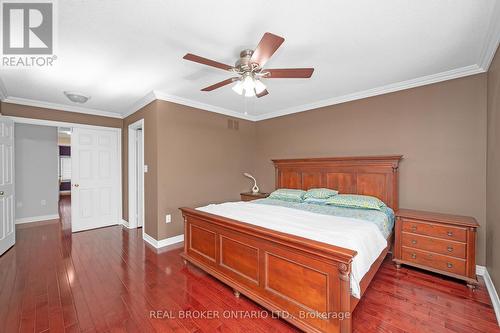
(273, 155, 403, 210)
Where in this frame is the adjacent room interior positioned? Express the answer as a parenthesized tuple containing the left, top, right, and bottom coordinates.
(0, 1, 500, 332)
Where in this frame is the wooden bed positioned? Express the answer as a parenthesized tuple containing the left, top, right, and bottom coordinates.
(180, 155, 402, 333)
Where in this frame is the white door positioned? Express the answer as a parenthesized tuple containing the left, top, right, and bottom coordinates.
(71, 128, 120, 232)
(0, 118, 15, 255)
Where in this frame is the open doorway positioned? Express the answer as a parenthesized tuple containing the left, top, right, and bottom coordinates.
(10, 117, 122, 234)
(14, 123, 60, 224)
(128, 119, 144, 229)
(58, 127, 72, 198)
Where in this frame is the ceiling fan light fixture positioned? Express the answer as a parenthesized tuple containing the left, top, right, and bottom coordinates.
(242, 74, 255, 92)
(232, 80, 243, 95)
(244, 87, 256, 97)
(254, 79, 266, 94)
(184, 32, 314, 99)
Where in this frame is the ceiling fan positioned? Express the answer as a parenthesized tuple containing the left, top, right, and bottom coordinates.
(182, 32, 314, 98)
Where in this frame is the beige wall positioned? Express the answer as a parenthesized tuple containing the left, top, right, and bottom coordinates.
(1, 102, 123, 128)
(121, 100, 256, 240)
(487, 46, 500, 288)
(155, 101, 256, 239)
(122, 101, 160, 238)
(122, 75, 489, 268)
(254, 74, 488, 265)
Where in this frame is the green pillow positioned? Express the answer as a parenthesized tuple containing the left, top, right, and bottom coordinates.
(269, 189, 306, 202)
(326, 194, 386, 211)
(304, 188, 338, 199)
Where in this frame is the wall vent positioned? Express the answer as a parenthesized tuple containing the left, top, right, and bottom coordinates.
(227, 119, 239, 130)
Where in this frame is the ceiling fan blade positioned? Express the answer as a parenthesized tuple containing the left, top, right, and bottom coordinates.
(264, 68, 314, 78)
(201, 77, 238, 91)
(183, 53, 233, 71)
(256, 89, 269, 98)
(250, 33, 285, 68)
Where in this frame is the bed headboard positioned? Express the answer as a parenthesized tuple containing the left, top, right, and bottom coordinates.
(273, 155, 403, 210)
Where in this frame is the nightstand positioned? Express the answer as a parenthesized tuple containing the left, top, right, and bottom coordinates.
(393, 209, 479, 288)
(240, 192, 270, 202)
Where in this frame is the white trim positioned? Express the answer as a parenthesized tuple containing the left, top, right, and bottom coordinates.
(2, 96, 122, 119)
(476, 265, 487, 276)
(3, 2, 499, 124)
(478, 0, 500, 71)
(8, 116, 122, 132)
(122, 91, 157, 118)
(479, 266, 500, 326)
(121, 62, 491, 122)
(121, 219, 134, 229)
(253, 65, 485, 121)
(142, 232, 184, 249)
(117, 129, 123, 228)
(152, 90, 255, 121)
(128, 118, 145, 229)
(15, 214, 60, 224)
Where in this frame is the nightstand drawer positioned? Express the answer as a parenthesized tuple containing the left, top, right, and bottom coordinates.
(402, 247, 466, 276)
(402, 219, 466, 242)
(401, 232, 466, 259)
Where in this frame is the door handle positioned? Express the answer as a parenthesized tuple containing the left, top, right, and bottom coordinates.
(73, 184, 80, 187)
(0, 191, 4, 196)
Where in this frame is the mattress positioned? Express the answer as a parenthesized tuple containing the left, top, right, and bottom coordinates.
(253, 198, 395, 239)
(196, 200, 392, 298)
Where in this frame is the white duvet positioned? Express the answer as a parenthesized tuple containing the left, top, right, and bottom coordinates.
(197, 201, 388, 298)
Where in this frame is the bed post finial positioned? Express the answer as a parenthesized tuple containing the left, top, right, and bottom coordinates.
(338, 262, 352, 333)
(338, 263, 350, 281)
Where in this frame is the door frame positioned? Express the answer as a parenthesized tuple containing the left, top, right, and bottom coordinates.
(7, 116, 123, 226)
(0, 117, 15, 256)
(127, 119, 144, 229)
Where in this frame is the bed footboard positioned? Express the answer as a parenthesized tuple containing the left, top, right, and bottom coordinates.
(180, 207, 357, 333)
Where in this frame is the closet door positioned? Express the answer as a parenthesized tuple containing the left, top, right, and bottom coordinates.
(71, 128, 119, 232)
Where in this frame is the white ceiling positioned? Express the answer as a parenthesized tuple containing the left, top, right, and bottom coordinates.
(1, 0, 499, 121)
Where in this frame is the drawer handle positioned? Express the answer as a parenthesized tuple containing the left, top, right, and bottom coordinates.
(447, 231, 453, 237)
(411, 253, 417, 259)
(411, 240, 417, 245)
(447, 246, 453, 252)
(447, 263, 453, 268)
(411, 226, 417, 232)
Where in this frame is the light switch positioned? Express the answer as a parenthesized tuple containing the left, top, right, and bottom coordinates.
(144, 165, 148, 173)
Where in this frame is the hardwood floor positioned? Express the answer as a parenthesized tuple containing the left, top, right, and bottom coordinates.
(0, 197, 498, 333)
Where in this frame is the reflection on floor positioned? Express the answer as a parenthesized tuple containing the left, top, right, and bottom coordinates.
(0, 196, 498, 332)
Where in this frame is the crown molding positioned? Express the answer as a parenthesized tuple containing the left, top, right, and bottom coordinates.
(253, 64, 485, 121)
(152, 90, 254, 121)
(2, 96, 123, 119)
(124, 90, 255, 121)
(3, 61, 487, 123)
(122, 91, 157, 118)
(5, 3, 499, 124)
(478, 0, 500, 71)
